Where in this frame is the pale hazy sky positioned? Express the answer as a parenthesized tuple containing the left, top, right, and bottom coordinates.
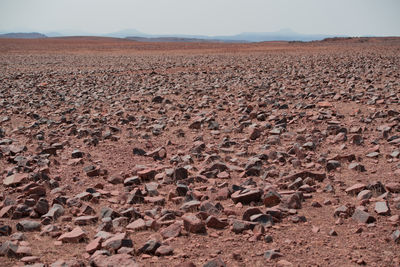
(0, 0, 399, 36)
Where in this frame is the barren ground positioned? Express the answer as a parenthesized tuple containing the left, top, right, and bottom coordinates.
(0, 37, 399, 267)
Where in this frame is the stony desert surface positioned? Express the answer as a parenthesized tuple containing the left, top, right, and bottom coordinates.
(0, 37, 400, 267)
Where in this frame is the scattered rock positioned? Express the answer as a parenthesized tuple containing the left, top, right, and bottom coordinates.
(57, 226, 87, 243)
(352, 209, 376, 224)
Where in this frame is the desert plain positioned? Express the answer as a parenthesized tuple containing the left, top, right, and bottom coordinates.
(0, 37, 400, 266)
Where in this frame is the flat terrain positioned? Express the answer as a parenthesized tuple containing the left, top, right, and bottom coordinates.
(0, 37, 399, 267)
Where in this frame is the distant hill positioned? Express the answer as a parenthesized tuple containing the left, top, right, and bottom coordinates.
(125, 36, 246, 43)
(0, 29, 345, 42)
(215, 29, 335, 42)
(123, 28, 341, 43)
(0, 32, 47, 39)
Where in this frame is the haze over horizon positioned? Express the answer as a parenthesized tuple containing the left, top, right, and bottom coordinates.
(0, 0, 399, 37)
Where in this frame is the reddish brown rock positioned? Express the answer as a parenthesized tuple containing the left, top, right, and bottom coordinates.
(57, 227, 87, 243)
(126, 218, 146, 231)
(86, 237, 102, 254)
(90, 253, 139, 267)
(160, 222, 182, 239)
(205, 216, 228, 229)
(182, 213, 206, 233)
(345, 183, 366, 195)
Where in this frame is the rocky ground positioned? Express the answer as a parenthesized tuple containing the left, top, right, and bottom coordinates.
(0, 37, 399, 267)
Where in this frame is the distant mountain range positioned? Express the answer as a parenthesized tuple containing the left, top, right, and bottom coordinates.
(0, 28, 345, 42)
(0, 32, 47, 39)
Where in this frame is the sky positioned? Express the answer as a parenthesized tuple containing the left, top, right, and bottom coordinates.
(0, 0, 399, 36)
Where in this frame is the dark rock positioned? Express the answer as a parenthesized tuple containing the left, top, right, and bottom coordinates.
(392, 229, 400, 243)
(71, 149, 84, 158)
(352, 209, 376, 224)
(0, 224, 12, 236)
(203, 257, 226, 267)
(263, 190, 281, 208)
(231, 188, 262, 204)
(264, 249, 282, 260)
(232, 220, 254, 234)
(174, 167, 188, 180)
(205, 216, 228, 229)
(138, 239, 161, 255)
(16, 220, 41, 232)
(326, 160, 341, 171)
(264, 235, 273, 243)
(0, 241, 18, 257)
(133, 147, 146, 156)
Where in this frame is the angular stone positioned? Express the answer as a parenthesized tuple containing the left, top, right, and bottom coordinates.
(249, 128, 262, 140)
(345, 183, 366, 195)
(155, 245, 174, 256)
(160, 222, 181, 239)
(74, 215, 98, 225)
(0, 205, 15, 218)
(286, 193, 302, 209)
(180, 200, 201, 212)
(86, 237, 102, 254)
(386, 182, 400, 193)
(3, 173, 29, 187)
(84, 165, 100, 177)
(102, 233, 132, 252)
(205, 216, 228, 229)
(0, 224, 12, 236)
(137, 168, 157, 181)
(126, 218, 146, 231)
(375, 201, 390, 216)
(144, 196, 165, 205)
(326, 160, 341, 171)
(133, 147, 146, 156)
(34, 198, 49, 215)
(288, 178, 303, 190)
(124, 176, 141, 186)
(173, 167, 188, 180)
(138, 239, 161, 255)
(203, 257, 226, 267)
(42, 204, 64, 221)
(182, 213, 206, 233)
(284, 171, 326, 182)
(263, 190, 281, 208)
(231, 188, 262, 204)
(392, 230, 400, 243)
(357, 190, 373, 201)
(57, 226, 87, 243)
(0, 241, 18, 257)
(20, 256, 40, 264)
(334, 205, 351, 218)
(232, 220, 254, 234)
(242, 207, 262, 221)
(250, 214, 274, 226)
(16, 220, 41, 232)
(348, 162, 366, 172)
(264, 249, 282, 260)
(352, 209, 376, 224)
(71, 149, 84, 158)
(107, 175, 123, 184)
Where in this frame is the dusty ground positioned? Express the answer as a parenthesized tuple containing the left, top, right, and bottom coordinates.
(0, 37, 399, 267)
